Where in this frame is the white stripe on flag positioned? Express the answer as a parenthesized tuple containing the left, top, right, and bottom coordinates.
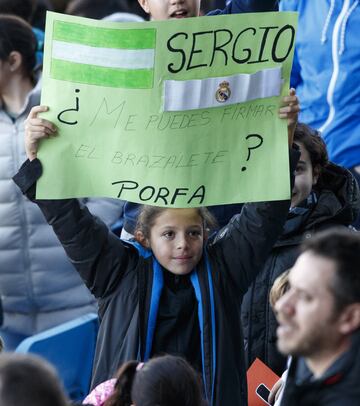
(164, 67, 283, 112)
(52, 40, 155, 70)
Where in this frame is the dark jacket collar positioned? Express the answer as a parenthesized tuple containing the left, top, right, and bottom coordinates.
(288, 330, 360, 387)
(275, 162, 359, 247)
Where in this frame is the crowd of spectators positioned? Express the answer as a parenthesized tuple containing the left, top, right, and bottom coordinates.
(0, 1, 359, 405)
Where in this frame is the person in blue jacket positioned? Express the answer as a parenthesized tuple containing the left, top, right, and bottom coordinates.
(280, 0, 360, 228)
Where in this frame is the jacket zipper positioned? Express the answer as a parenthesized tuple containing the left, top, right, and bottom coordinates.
(319, 0, 351, 133)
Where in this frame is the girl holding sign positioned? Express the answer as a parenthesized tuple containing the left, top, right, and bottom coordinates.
(15, 92, 298, 406)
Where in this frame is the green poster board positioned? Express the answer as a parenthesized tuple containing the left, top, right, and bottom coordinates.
(37, 11, 297, 207)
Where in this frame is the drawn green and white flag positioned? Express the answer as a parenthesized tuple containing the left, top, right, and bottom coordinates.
(50, 20, 156, 88)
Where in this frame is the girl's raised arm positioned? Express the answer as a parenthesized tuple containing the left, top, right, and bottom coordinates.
(24, 105, 57, 161)
(15, 106, 136, 298)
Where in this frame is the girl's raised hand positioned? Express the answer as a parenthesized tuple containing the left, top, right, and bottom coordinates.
(24, 105, 57, 161)
(279, 88, 300, 147)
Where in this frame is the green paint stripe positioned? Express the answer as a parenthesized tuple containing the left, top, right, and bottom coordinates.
(53, 20, 156, 49)
(51, 59, 153, 88)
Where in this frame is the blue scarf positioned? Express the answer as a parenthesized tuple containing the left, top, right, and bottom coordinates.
(283, 192, 318, 236)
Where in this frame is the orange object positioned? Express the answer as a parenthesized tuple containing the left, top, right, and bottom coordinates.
(247, 358, 280, 406)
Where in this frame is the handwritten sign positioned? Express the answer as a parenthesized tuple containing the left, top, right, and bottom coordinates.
(37, 11, 297, 207)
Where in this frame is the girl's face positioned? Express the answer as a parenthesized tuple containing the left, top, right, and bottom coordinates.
(291, 142, 319, 208)
(147, 208, 204, 275)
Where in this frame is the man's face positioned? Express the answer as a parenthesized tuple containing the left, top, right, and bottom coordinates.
(275, 252, 344, 358)
(147, 208, 204, 275)
(138, 0, 201, 20)
(291, 142, 318, 208)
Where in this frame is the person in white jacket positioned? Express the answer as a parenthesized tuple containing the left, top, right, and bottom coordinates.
(0, 14, 124, 349)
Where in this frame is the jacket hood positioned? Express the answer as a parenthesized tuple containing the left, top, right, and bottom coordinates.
(279, 162, 359, 243)
(321, 0, 359, 56)
(308, 162, 360, 227)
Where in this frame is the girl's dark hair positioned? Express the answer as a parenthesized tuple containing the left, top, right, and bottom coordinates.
(135, 205, 217, 240)
(0, 14, 37, 78)
(105, 356, 204, 406)
(293, 122, 329, 170)
(132, 355, 203, 406)
(104, 361, 139, 406)
(0, 0, 35, 22)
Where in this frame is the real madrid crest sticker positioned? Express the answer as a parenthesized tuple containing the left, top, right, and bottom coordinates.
(215, 81, 231, 103)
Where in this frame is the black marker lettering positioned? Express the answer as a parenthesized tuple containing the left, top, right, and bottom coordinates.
(187, 185, 205, 204)
(111, 180, 138, 198)
(209, 29, 232, 66)
(248, 26, 278, 64)
(139, 186, 156, 202)
(167, 32, 188, 73)
(171, 188, 189, 205)
(232, 27, 256, 64)
(154, 187, 170, 205)
(57, 89, 80, 125)
(187, 31, 212, 71)
(272, 25, 295, 63)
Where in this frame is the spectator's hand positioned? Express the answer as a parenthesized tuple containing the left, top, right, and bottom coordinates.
(25, 105, 57, 161)
(268, 377, 283, 405)
(278, 88, 299, 147)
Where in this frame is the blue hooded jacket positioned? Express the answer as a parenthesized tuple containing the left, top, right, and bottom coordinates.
(280, 0, 360, 169)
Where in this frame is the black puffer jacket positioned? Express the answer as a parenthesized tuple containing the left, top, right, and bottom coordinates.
(241, 162, 360, 376)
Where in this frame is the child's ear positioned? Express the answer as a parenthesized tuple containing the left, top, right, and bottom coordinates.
(138, 0, 150, 14)
(134, 230, 150, 248)
(8, 51, 22, 73)
(339, 303, 360, 334)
